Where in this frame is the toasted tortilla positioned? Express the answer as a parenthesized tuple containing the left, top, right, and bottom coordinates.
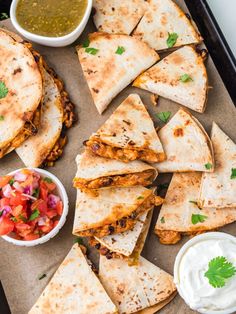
(155, 172, 236, 244)
(85, 94, 165, 163)
(99, 255, 176, 314)
(133, 46, 208, 113)
(0, 29, 43, 157)
(154, 108, 214, 172)
(74, 149, 158, 193)
(16, 67, 64, 167)
(73, 186, 162, 238)
(199, 123, 236, 208)
(93, 0, 147, 35)
(29, 244, 117, 314)
(77, 33, 159, 114)
(133, 0, 202, 51)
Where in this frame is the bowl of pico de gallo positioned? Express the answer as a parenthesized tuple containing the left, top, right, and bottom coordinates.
(0, 168, 68, 246)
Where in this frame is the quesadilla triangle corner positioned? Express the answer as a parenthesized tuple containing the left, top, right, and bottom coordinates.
(93, 0, 148, 35)
(73, 149, 158, 194)
(0, 28, 43, 158)
(198, 122, 236, 208)
(99, 255, 177, 313)
(77, 33, 159, 114)
(28, 244, 118, 314)
(133, 45, 208, 113)
(72, 186, 163, 238)
(132, 0, 202, 51)
(155, 172, 236, 245)
(85, 94, 165, 163)
(154, 108, 214, 173)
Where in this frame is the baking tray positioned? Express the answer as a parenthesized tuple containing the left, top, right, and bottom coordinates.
(0, 0, 236, 313)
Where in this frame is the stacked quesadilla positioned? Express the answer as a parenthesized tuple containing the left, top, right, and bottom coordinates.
(133, 46, 208, 113)
(85, 94, 165, 163)
(99, 255, 177, 313)
(77, 33, 159, 114)
(133, 0, 202, 51)
(29, 244, 118, 314)
(155, 108, 214, 172)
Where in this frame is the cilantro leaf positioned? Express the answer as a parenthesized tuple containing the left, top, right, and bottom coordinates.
(0, 210, 3, 217)
(115, 46, 125, 55)
(230, 168, 236, 179)
(9, 178, 15, 186)
(82, 38, 90, 48)
(191, 214, 207, 225)
(10, 216, 17, 222)
(38, 273, 47, 280)
(205, 163, 213, 170)
(0, 81, 8, 99)
(29, 209, 40, 221)
(205, 256, 236, 288)
(32, 188, 40, 198)
(19, 214, 27, 223)
(156, 111, 171, 123)
(85, 47, 99, 55)
(166, 32, 178, 48)
(74, 237, 83, 245)
(0, 13, 9, 20)
(44, 177, 53, 183)
(180, 74, 193, 83)
(160, 217, 165, 224)
(0, 115, 4, 121)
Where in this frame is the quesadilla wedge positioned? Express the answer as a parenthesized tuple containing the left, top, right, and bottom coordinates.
(77, 33, 159, 114)
(154, 108, 214, 172)
(93, 0, 147, 35)
(74, 149, 158, 195)
(198, 123, 236, 208)
(155, 172, 236, 245)
(29, 244, 118, 314)
(85, 94, 165, 163)
(73, 186, 163, 238)
(133, 0, 202, 51)
(16, 63, 75, 167)
(90, 208, 153, 264)
(99, 255, 177, 314)
(0, 29, 43, 158)
(133, 46, 208, 113)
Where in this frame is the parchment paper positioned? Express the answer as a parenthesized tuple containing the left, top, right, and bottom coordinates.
(0, 1, 236, 313)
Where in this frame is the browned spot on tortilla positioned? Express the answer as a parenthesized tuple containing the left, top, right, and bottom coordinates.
(92, 87, 99, 94)
(170, 53, 184, 65)
(173, 127, 184, 137)
(13, 67, 22, 75)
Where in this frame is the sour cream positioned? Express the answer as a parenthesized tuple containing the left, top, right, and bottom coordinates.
(174, 232, 236, 314)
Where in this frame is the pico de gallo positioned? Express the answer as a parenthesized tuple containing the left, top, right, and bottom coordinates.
(0, 169, 63, 240)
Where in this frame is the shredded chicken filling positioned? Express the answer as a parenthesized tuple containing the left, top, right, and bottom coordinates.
(155, 229, 207, 245)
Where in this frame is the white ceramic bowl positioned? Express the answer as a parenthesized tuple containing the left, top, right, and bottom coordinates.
(10, 0, 92, 47)
(174, 232, 236, 314)
(1, 168, 69, 246)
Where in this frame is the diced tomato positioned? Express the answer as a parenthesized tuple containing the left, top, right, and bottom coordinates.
(11, 205, 24, 217)
(55, 201, 63, 216)
(14, 223, 33, 237)
(0, 216, 14, 235)
(0, 176, 11, 188)
(46, 209, 57, 219)
(9, 192, 27, 207)
(41, 180, 56, 192)
(23, 233, 40, 241)
(53, 220, 59, 228)
(39, 181, 48, 201)
(31, 199, 47, 215)
(0, 197, 10, 207)
(39, 220, 53, 234)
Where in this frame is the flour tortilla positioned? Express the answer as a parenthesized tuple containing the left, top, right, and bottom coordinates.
(133, 0, 202, 51)
(155, 172, 236, 243)
(93, 0, 147, 35)
(0, 29, 42, 156)
(199, 123, 236, 208)
(86, 94, 165, 163)
(155, 108, 214, 172)
(16, 67, 64, 167)
(99, 255, 176, 314)
(77, 33, 159, 114)
(29, 244, 117, 314)
(133, 46, 208, 113)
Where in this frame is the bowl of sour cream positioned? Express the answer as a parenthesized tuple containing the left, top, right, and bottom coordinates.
(174, 232, 236, 314)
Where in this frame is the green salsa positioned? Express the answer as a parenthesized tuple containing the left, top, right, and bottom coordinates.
(16, 0, 88, 37)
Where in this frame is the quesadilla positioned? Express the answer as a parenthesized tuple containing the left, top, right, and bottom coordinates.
(90, 209, 153, 264)
(29, 244, 117, 314)
(198, 123, 236, 208)
(74, 149, 158, 195)
(155, 172, 236, 244)
(133, 0, 202, 51)
(73, 186, 163, 238)
(154, 108, 214, 172)
(93, 0, 147, 35)
(99, 255, 177, 314)
(16, 62, 75, 167)
(0, 28, 43, 158)
(133, 46, 208, 113)
(77, 33, 159, 114)
(85, 94, 165, 163)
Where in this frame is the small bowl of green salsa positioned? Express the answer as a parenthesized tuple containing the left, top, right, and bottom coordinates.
(10, 0, 92, 47)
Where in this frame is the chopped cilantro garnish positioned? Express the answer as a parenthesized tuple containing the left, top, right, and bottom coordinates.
(205, 163, 213, 170)
(156, 111, 171, 123)
(191, 214, 207, 225)
(166, 32, 178, 48)
(38, 273, 47, 280)
(0, 115, 4, 121)
(0, 81, 8, 99)
(230, 168, 236, 179)
(74, 237, 83, 245)
(44, 177, 53, 183)
(179, 74, 193, 83)
(19, 214, 27, 223)
(29, 209, 40, 221)
(82, 38, 90, 48)
(160, 217, 165, 224)
(32, 188, 40, 198)
(0, 13, 9, 20)
(0, 210, 3, 217)
(10, 216, 17, 222)
(9, 178, 15, 186)
(115, 46, 125, 55)
(85, 47, 99, 55)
